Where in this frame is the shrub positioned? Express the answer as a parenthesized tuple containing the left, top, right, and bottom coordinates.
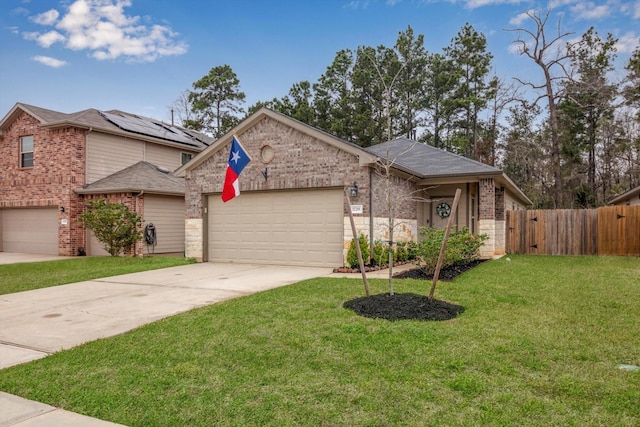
(372, 240, 389, 266)
(395, 241, 409, 262)
(347, 234, 370, 268)
(79, 199, 143, 256)
(415, 227, 487, 275)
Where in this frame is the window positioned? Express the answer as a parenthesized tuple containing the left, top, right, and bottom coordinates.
(20, 136, 34, 168)
(181, 152, 193, 165)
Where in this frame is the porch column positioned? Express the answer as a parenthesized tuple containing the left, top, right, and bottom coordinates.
(478, 178, 495, 258)
(494, 187, 506, 255)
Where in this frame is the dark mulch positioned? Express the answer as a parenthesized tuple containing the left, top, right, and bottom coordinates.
(393, 259, 486, 281)
(343, 260, 484, 321)
(343, 293, 464, 321)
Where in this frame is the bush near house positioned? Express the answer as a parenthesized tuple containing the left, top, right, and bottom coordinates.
(347, 236, 418, 269)
(415, 227, 487, 275)
(79, 199, 143, 256)
(346, 234, 370, 268)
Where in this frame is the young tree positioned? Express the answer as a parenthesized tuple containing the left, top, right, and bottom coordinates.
(187, 65, 246, 138)
(79, 200, 143, 257)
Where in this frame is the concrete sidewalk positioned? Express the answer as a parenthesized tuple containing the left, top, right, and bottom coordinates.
(0, 262, 331, 426)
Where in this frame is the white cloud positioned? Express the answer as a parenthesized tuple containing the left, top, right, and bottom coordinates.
(32, 55, 67, 68)
(508, 10, 533, 26)
(36, 30, 66, 47)
(25, 0, 187, 62)
(31, 9, 59, 25)
(615, 31, 639, 53)
(464, 0, 524, 9)
(633, 0, 640, 19)
(570, 2, 611, 20)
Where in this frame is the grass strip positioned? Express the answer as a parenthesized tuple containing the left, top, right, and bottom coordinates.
(0, 256, 195, 295)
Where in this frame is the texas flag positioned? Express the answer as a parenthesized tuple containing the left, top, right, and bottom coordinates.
(221, 135, 251, 203)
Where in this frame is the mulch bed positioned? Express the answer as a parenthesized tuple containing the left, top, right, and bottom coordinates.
(343, 293, 464, 321)
(392, 259, 486, 281)
(343, 260, 485, 321)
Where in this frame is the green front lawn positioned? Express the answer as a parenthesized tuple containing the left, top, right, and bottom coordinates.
(0, 256, 195, 295)
(0, 255, 638, 426)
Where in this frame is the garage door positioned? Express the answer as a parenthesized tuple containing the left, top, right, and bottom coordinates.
(1, 208, 58, 254)
(208, 189, 344, 267)
(143, 195, 185, 254)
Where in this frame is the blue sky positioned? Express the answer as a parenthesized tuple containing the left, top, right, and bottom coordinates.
(1, 0, 638, 123)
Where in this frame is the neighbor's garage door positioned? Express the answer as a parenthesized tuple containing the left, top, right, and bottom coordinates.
(1, 208, 58, 254)
(208, 189, 344, 267)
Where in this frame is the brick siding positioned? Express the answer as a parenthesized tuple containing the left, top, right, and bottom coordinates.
(479, 178, 495, 220)
(0, 112, 86, 255)
(186, 116, 372, 218)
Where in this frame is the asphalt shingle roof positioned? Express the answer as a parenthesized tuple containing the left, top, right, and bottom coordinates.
(364, 138, 500, 178)
(76, 161, 185, 195)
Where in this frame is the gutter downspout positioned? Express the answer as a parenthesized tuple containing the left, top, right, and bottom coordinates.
(369, 168, 374, 265)
(135, 190, 144, 257)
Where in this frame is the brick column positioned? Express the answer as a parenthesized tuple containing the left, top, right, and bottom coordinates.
(494, 187, 506, 255)
(478, 178, 495, 258)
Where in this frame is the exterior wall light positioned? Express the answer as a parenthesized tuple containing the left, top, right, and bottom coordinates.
(349, 182, 358, 198)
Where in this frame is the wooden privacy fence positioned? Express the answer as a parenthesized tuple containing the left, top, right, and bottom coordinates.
(506, 206, 640, 256)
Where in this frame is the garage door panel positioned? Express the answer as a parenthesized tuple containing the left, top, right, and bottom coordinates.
(2, 208, 58, 254)
(208, 189, 343, 267)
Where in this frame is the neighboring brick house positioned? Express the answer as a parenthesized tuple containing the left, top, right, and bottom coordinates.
(177, 108, 531, 267)
(0, 103, 211, 256)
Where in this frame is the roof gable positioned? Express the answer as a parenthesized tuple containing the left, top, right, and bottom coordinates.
(609, 185, 640, 205)
(176, 108, 377, 175)
(75, 161, 185, 196)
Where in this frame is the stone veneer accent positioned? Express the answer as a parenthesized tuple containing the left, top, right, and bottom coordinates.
(185, 218, 203, 260)
(478, 219, 496, 258)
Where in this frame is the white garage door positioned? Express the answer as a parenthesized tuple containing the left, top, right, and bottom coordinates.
(208, 189, 344, 267)
(1, 208, 58, 254)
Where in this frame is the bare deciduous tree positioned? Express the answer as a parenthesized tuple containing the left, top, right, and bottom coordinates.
(506, 9, 573, 208)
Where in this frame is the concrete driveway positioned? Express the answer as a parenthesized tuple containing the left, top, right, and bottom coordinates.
(0, 252, 74, 265)
(0, 262, 331, 369)
(0, 261, 330, 426)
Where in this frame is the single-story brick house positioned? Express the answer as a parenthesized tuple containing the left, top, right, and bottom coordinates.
(609, 185, 640, 206)
(0, 102, 211, 256)
(177, 108, 531, 267)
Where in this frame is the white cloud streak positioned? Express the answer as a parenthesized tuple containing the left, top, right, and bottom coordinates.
(22, 0, 187, 62)
(570, 2, 611, 20)
(31, 9, 60, 25)
(32, 55, 68, 68)
(615, 31, 639, 53)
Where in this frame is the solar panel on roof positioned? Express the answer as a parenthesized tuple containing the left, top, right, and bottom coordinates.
(100, 111, 200, 147)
